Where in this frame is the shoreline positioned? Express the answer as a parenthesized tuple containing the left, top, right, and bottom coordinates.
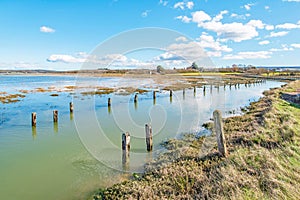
(92, 80, 300, 199)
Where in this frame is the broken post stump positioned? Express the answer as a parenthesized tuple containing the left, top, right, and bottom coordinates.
(134, 94, 138, 103)
(69, 102, 73, 113)
(213, 110, 227, 157)
(153, 91, 156, 99)
(122, 132, 130, 151)
(53, 110, 58, 123)
(145, 123, 153, 151)
(31, 112, 37, 126)
(108, 98, 111, 107)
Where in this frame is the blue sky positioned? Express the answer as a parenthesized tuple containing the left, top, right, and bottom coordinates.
(0, 0, 300, 70)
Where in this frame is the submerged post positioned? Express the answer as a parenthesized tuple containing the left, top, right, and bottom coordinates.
(122, 132, 130, 151)
(213, 110, 227, 157)
(69, 102, 73, 113)
(145, 123, 153, 151)
(108, 98, 111, 107)
(31, 112, 37, 127)
(53, 110, 58, 123)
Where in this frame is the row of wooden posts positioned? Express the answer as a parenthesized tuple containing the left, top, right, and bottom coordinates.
(31, 80, 266, 126)
(31, 102, 73, 126)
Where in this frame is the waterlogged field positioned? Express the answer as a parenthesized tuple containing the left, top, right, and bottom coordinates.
(0, 75, 283, 200)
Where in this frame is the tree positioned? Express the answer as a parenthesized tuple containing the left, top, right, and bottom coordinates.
(157, 65, 164, 73)
(191, 62, 199, 70)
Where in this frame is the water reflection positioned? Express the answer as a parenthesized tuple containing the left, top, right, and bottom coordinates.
(70, 113, 74, 121)
(108, 105, 111, 114)
(32, 126, 37, 139)
(122, 150, 130, 171)
(134, 101, 138, 110)
(53, 122, 58, 133)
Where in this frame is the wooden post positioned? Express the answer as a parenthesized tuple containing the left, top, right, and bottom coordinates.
(203, 85, 206, 92)
(108, 98, 111, 107)
(53, 110, 58, 123)
(134, 94, 138, 103)
(122, 132, 130, 151)
(170, 90, 173, 97)
(194, 86, 196, 94)
(183, 88, 185, 95)
(153, 91, 156, 99)
(145, 124, 153, 151)
(213, 110, 227, 157)
(69, 102, 73, 113)
(31, 112, 36, 127)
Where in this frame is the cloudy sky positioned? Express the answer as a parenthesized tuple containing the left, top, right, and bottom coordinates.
(0, 0, 300, 70)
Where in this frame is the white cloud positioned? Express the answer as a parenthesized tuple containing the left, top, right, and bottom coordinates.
(247, 20, 265, 29)
(223, 51, 272, 60)
(259, 40, 270, 45)
(244, 3, 254, 10)
(268, 31, 289, 37)
(47, 54, 85, 63)
(176, 15, 192, 23)
(40, 26, 55, 33)
(175, 36, 188, 42)
(265, 6, 270, 10)
(186, 1, 194, 9)
(198, 32, 232, 53)
(282, 0, 300, 2)
(174, 1, 194, 10)
(159, 0, 168, 6)
(265, 25, 275, 30)
(276, 22, 300, 29)
(291, 43, 300, 48)
(174, 2, 185, 9)
(192, 11, 212, 23)
(141, 10, 151, 17)
(212, 10, 228, 22)
(190, 10, 265, 42)
(270, 44, 294, 52)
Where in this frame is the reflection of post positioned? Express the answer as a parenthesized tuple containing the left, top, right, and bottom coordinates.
(108, 106, 111, 114)
(145, 124, 153, 151)
(213, 110, 227, 157)
(31, 112, 37, 126)
(183, 88, 185, 100)
(53, 122, 58, 133)
(210, 85, 213, 94)
(217, 85, 220, 93)
(53, 110, 58, 123)
(122, 132, 130, 170)
(70, 113, 74, 121)
(69, 102, 73, 113)
(32, 126, 37, 139)
(153, 98, 156, 105)
(122, 149, 129, 171)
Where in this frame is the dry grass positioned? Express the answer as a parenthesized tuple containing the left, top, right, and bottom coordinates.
(92, 80, 300, 200)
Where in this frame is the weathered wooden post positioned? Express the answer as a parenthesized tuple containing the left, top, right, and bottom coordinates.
(153, 91, 156, 99)
(69, 102, 73, 113)
(183, 88, 185, 97)
(122, 132, 130, 151)
(170, 90, 173, 97)
(122, 132, 130, 169)
(108, 98, 111, 107)
(31, 112, 37, 126)
(145, 123, 153, 151)
(53, 110, 58, 123)
(194, 86, 196, 94)
(134, 94, 138, 103)
(203, 85, 206, 92)
(213, 110, 227, 157)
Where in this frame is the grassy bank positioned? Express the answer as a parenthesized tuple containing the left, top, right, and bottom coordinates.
(92, 80, 300, 199)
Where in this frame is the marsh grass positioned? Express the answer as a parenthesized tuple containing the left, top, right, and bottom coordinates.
(93, 80, 300, 200)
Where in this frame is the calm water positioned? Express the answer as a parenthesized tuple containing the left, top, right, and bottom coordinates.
(0, 75, 283, 200)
